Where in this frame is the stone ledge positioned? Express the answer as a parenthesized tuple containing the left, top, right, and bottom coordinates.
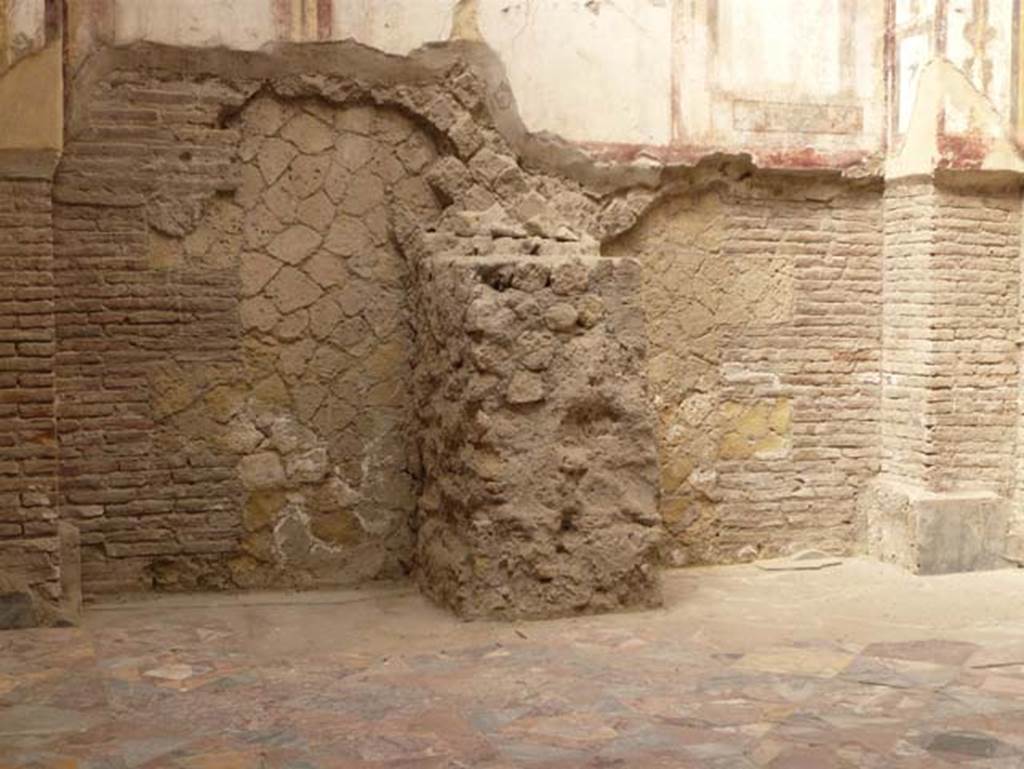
(863, 480, 1011, 575)
(0, 522, 81, 631)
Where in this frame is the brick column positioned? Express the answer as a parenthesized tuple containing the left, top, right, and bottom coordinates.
(0, 176, 76, 627)
(867, 176, 1021, 573)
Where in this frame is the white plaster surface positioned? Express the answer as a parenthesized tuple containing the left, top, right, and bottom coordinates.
(114, 0, 277, 51)
(945, 0, 1014, 132)
(895, 0, 937, 27)
(477, 0, 673, 146)
(675, 0, 885, 155)
(332, 0, 454, 56)
(6, 0, 46, 58)
(899, 33, 931, 135)
(716, 0, 843, 97)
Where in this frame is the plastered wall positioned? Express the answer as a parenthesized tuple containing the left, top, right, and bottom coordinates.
(99, 2, 1024, 171)
(1, 1, 1021, 172)
(68, 0, 890, 168)
(2, 0, 46, 69)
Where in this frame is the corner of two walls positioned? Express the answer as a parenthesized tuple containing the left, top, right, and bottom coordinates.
(868, 174, 1024, 574)
(608, 174, 886, 566)
(620, 172, 1024, 571)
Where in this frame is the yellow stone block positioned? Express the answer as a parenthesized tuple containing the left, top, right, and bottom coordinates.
(768, 399, 792, 433)
(660, 495, 691, 525)
(754, 433, 787, 455)
(243, 490, 286, 532)
(660, 453, 693, 493)
(205, 385, 246, 424)
(734, 403, 770, 441)
(718, 398, 791, 460)
(311, 511, 363, 547)
(719, 432, 753, 460)
(251, 373, 291, 407)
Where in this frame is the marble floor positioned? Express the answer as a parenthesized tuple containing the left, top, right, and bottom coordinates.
(5, 559, 1024, 768)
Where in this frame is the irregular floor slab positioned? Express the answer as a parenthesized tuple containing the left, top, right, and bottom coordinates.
(5, 561, 1024, 767)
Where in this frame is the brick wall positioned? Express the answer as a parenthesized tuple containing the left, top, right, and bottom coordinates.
(608, 178, 883, 564)
(716, 183, 882, 560)
(52, 64, 448, 594)
(53, 72, 250, 594)
(0, 178, 60, 602)
(53, 201, 244, 594)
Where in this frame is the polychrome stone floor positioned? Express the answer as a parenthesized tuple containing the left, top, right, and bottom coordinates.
(5, 559, 1024, 768)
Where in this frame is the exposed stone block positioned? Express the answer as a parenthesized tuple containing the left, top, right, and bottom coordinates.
(864, 481, 1011, 575)
(58, 521, 83, 622)
(267, 225, 322, 265)
(237, 452, 286, 490)
(281, 113, 335, 155)
(413, 252, 663, 620)
(0, 590, 34, 630)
